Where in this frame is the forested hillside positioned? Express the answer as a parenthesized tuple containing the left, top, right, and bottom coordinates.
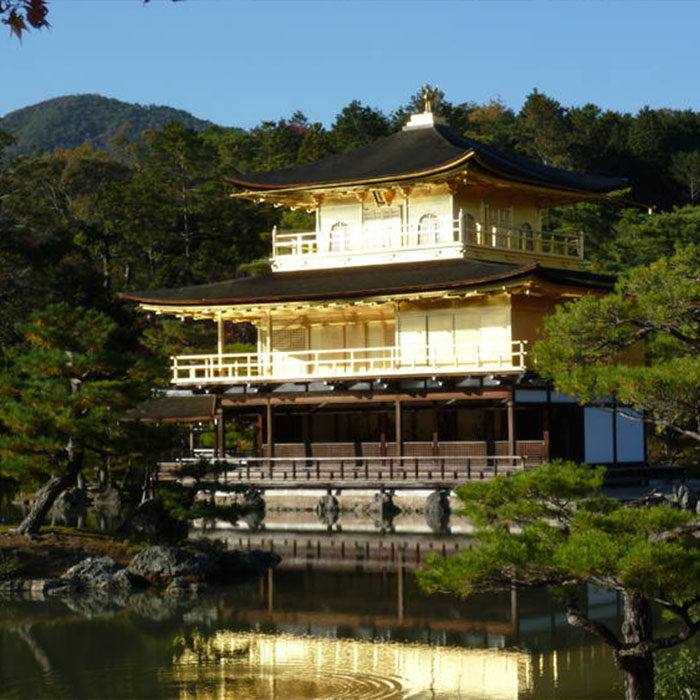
(0, 94, 213, 157)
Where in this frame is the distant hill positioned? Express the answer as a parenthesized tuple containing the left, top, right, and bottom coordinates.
(0, 94, 215, 157)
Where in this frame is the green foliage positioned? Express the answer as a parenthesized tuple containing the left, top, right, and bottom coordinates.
(278, 209, 315, 232)
(516, 90, 572, 168)
(419, 461, 700, 699)
(460, 99, 516, 150)
(0, 303, 159, 490)
(0, 550, 23, 580)
(0, 95, 213, 159)
(141, 317, 217, 361)
(671, 151, 700, 204)
(657, 647, 700, 700)
(454, 460, 606, 526)
(420, 461, 700, 604)
(330, 100, 391, 152)
(594, 206, 700, 273)
(157, 459, 248, 523)
(535, 246, 700, 451)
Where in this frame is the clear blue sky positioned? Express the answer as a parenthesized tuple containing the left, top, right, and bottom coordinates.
(3, 0, 700, 128)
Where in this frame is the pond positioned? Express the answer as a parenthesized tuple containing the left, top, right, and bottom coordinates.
(0, 510, 630, 699)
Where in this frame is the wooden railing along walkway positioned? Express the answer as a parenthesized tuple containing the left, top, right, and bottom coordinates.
(159, 454, 529, 489)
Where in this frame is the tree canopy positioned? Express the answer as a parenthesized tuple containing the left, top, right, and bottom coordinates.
(534, 246, 700, 456)
(418, 461, 700, 700)
(0, 303, 158, 534)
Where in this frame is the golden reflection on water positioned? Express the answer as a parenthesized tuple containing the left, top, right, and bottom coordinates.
(172, 631, 532, 700)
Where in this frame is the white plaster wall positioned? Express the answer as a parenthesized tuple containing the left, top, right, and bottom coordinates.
(584, 407, 614, 463)
(616, 409, 645, 462)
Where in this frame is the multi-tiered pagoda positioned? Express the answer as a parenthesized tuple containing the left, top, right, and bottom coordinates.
(122, 97, 644, 472)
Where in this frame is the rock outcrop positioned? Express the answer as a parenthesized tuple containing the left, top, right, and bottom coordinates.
(127, 546, 219, 585)
(0, 544, 281, 601)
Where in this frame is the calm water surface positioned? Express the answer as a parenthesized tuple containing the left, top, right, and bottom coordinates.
(0, 512, 628, 699)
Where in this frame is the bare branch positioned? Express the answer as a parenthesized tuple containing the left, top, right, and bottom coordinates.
(566, 601, 621, 649)
(651, 520, 700, 543)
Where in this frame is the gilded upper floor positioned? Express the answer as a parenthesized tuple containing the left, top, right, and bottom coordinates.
(225, 111, 627, 272)
(121, 259, 614, 386)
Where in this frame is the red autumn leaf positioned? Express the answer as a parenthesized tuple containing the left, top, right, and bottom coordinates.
(24, 0, 49, 29)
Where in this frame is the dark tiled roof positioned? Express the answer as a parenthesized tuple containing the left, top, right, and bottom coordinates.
(224, 123, 627, 194)
(119, 259, 614, 307)
(123, 395, 217, 422)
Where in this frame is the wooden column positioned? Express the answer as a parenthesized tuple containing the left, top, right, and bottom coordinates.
(302, 412, 311, 446)
(432, 406, 439, 457)
(217, 313, 224, 356)
(267, 566, 274, 611)
(510, 583, 520, 640)
(215, 411, 226, 458)
(188, 426, 195, 456)
(507, 398, 516, 457)
(543, 404, 551, 462)
(395, 399, 403, 457)
(396, 549, 405, 621)
(379, 411, 387, 457)
(485, 407, 495, 457)
(256, 413, 264, 457)
(266, 400, 274, 459)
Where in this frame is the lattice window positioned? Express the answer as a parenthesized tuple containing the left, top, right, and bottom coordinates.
(271, 327, 307, 352)
(329, 222, 350, 252)
(417, 212, 439, 245)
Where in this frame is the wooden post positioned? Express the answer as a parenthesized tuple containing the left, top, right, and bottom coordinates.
(485, 406, 495, 457)
(215, 411, 225, 458)
(395, 399, 403, 458)
(217, 313, 224, 356)
(265, 311, 273, 376)
(266, 400, 274, 459)
(432, 406, 439, 457)
(379, 411, 387, 457)
(397, 548, 405, 621)
(543, 404, 551, 463)
(511, 583, 520, 640)
(256, 413, 264, 457)
(507, 398, 515, 460)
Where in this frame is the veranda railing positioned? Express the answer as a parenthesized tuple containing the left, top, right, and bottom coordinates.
(171, 340, 528, 385)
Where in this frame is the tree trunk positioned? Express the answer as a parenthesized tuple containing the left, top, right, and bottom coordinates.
(614, 592, 655, 700)
(16, 444, 83, 536)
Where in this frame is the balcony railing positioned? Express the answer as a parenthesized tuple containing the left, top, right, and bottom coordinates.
(171, 341, 527, 385)
(272, 216, 583, 261)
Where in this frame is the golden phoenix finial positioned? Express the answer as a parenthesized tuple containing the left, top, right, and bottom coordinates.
(422, 84, 439, 113)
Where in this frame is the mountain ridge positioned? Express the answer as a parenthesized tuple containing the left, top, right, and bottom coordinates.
(0, 94, 219, 157)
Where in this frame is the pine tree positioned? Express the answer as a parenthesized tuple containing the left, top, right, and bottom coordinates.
(0, 303, 153, 535)
(419, 462, 700, 700)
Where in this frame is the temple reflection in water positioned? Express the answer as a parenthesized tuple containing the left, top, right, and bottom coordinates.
(169, 512, 623, 699)
(174, 631, 531, 699)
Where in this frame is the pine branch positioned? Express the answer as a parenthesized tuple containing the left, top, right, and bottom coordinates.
(566, 600, 621, 649)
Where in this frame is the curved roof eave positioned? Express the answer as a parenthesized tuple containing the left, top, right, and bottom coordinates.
(118, 261, 613, 310)
(222, 122, 627, 197)
(223, 152, 475, 193)
(225, 152, 624, 202)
